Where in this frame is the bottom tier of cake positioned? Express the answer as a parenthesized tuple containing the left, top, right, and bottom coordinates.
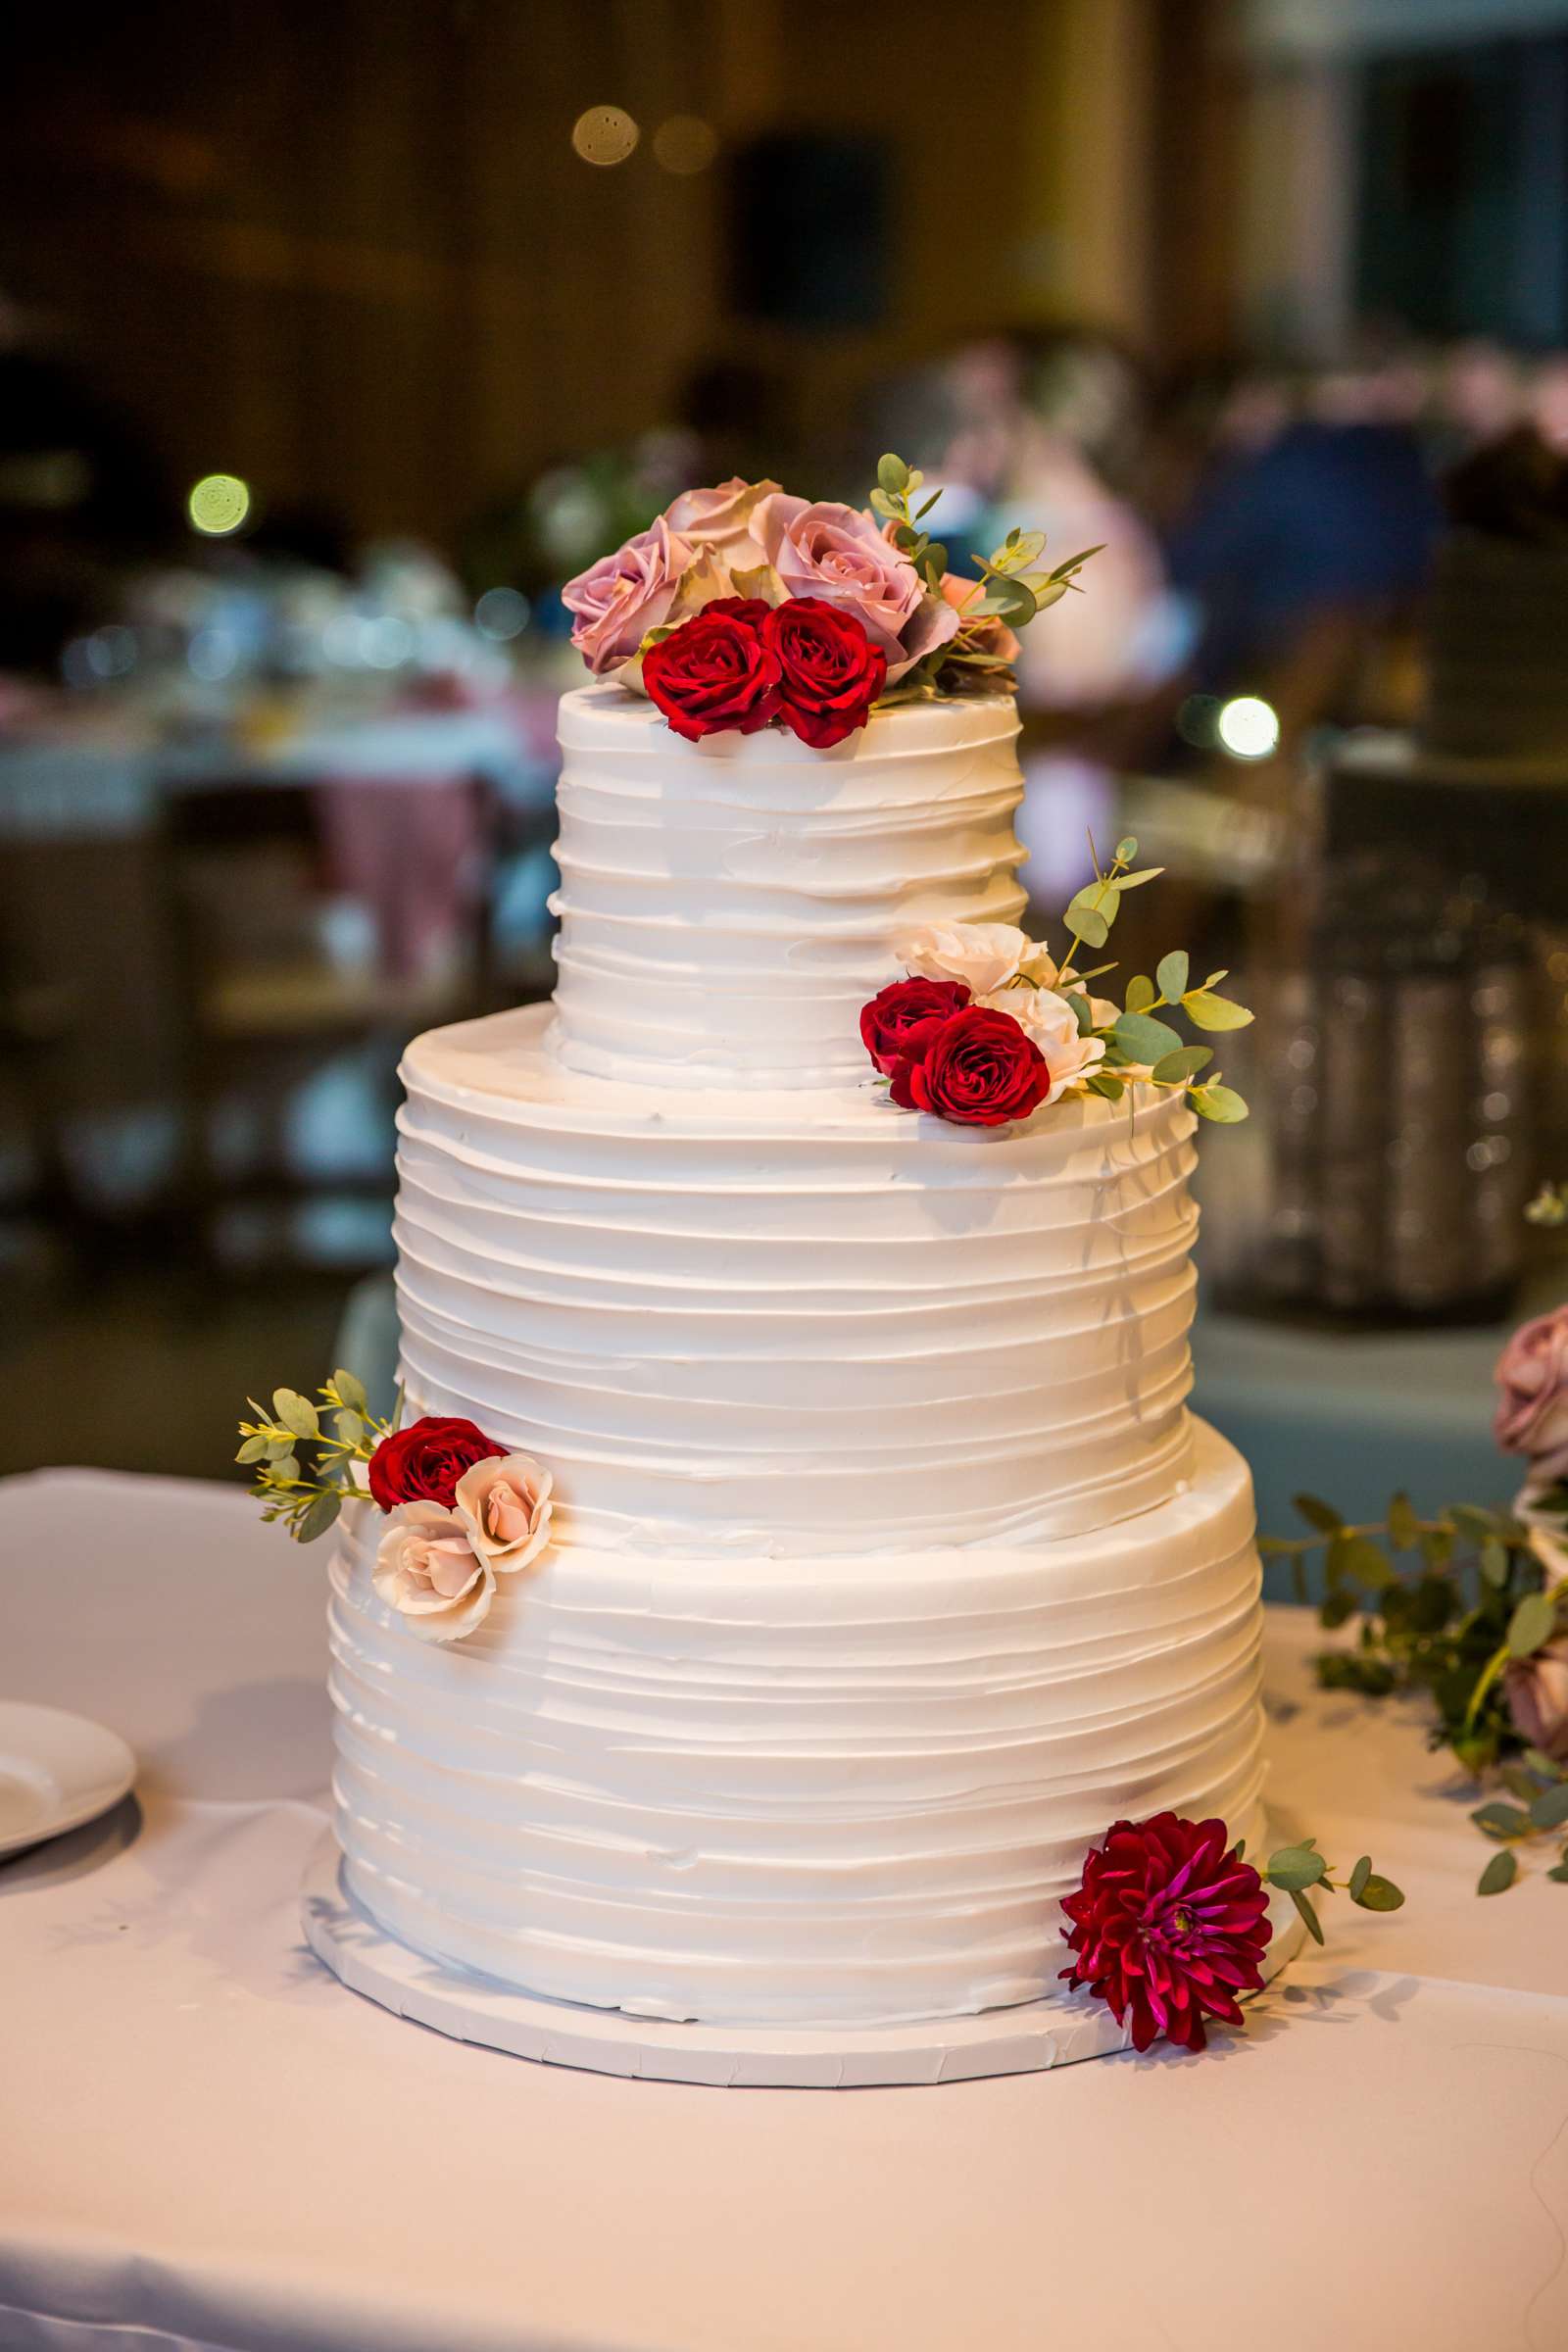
(326, 1416, 1268, 2030)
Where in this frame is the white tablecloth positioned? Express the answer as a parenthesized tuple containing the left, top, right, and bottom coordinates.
(3, 1469, 1567, 2352)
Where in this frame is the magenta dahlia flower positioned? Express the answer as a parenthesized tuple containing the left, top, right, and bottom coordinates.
(1060, 1812, 1272, 2053)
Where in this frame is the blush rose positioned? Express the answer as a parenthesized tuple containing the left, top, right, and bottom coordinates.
(372, 1502, 494, 1644)
(662, 477, 780, 569)
(562, 517, 699, 678)
(454, 1451, 555, 1574)
(753, 495, 957, 683)
(1495, 1306, 1568, 1483)
(979, 986, 1106, 1104)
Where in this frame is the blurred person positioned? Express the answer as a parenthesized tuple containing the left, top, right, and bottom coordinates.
(1165, 341, 1441, 703)
(1529, 353, 1568, 455)
(1004, 329, 1175, 710)
(1432, 339, 1525, 466)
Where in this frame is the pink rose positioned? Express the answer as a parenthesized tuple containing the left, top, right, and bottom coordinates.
(753, 495, 957, 683)
(1506, 1637, 1568, 1760)
(940, 570, 1020, 665)
(562, 516, 696, 678)
(662, 477, 780, 570)
(1494, 1307, 1568, 1481)
(372, 1501, 493, 1643)
(454, 1450, 554, 1573)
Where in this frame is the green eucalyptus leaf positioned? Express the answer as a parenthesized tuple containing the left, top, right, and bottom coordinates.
(1449, 1502, 1503, 1544)
(914, 489, 942, 519)
(876, 452, 909, 495)
(1113, 867, 1164, 890)
(1546, 1862, 1568, 1884)
(265, 1435, 296, 1464)
(1352, 1874, 1404, 1912)
(1481, 1537, 1510, 1588)
(1066, 906, 1108, 951)
(333, 1368, 368, 1414)
(235, 1434, 270, 1466)
(1471, 1800, 1530, 1840)
(1290, 1886, 1325, 1944)
(1330, 1533, 1396, 1592)
(1115, 836, 1137, 862)
(1065, 992, 1094, 1037)
(1508, 1592, 1556, 1659)
(1113, 1010, 1183, 1065)
(1266, 1845, 1327, 1891)
(1083, 1070, 1126, 1102)
(1348, 1855, 1372, 1902)
(1294, 1493, 1346, 1535)
(1183, 991, 1254, 1033)
(1420, 1524, 1454, 1572)
(1125, 974, 1155, 1015)
(270, 1452, 300, 1486)
(333, 1409, 367, 1447)
(1188, 1083, 1249, 1124)
(1525, 1747, 1567, 1781)
(1155, 950, 1189, 1002)
(1531, 1782, 1568, 1831)
(294, 1487, 342, 1544)
(1387, 1491, 1418, 1551)
(272, 1387, 319, 1441)
(1152, 1046, 1212, 1086)
(1478, 1849, 1517, 1896)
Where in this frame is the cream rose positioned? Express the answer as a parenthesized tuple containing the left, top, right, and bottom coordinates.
(372, 1502, 493, 1643)
(896, 920, 1055, 998)
(455, 1450, 554, 1574)
(981, 985, 1106, 1104)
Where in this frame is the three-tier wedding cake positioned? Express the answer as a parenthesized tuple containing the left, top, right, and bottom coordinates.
(289, 465, 1282, 2080)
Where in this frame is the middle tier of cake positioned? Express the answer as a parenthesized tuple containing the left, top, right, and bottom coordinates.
(394, 1005, 1200, 1556)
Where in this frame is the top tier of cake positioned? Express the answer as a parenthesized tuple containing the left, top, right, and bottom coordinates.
(548, 685, 1027, 1090)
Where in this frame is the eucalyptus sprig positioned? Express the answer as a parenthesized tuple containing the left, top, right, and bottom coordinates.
(1051, 831, 1254, 1124)
(235, 1369, 397, 1544)
(1252, 1835, 1404, 1946)
(1263, 1487, 1568, 1888)
(867, 452, 1101, 698)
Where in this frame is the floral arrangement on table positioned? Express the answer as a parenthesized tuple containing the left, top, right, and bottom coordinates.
(858, 837, 1254, 1129)
(561, 454, 1097, 748)
(235, 1376, 552, 1644)
(1059, 1812, 1402, 2053)
(1263, 1250, 1568, 1896)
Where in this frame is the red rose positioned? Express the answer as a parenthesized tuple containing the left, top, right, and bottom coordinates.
(367, 1416, 505, 1511)
(888, 1004, 1051, 1126)
(1060, 1812, 1272, 2053)
(858, 977, 971, 1076)
(642, 599, 780, 742)
(763, 596, 887, 749)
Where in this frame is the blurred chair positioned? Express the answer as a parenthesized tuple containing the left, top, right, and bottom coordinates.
(156, 772, 497, 1282)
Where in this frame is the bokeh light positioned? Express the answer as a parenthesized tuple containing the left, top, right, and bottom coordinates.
(1215, 695, 1280, 760)
(571, 107, 639, 167)
(653, 116, 717, 175)
(186, 473, 251, 535)
(474, 586, 530, 641)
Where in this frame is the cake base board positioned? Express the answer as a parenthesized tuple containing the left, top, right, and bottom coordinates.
(301, 1833, 1305, 2089)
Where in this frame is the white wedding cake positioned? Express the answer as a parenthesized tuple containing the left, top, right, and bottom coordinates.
(322, 682, 1269, 2034)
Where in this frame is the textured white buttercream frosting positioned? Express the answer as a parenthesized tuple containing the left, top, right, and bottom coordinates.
(549, 684, 1026, 1089)
(329, 1422, 1266, 2027)
(395, 1005, 1200, 1555)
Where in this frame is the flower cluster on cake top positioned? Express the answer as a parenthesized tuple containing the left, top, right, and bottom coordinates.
(561, 456, 1097, 749)
(861, 836, 1255, 1130)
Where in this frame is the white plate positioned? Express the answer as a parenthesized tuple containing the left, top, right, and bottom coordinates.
(0, 1701, 136, 1858)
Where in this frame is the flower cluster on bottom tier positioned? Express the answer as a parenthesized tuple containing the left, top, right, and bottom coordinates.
(327, 1419, 1267, 2029)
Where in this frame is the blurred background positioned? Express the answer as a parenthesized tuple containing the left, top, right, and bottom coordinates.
(4, 0, 1568, 1555)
